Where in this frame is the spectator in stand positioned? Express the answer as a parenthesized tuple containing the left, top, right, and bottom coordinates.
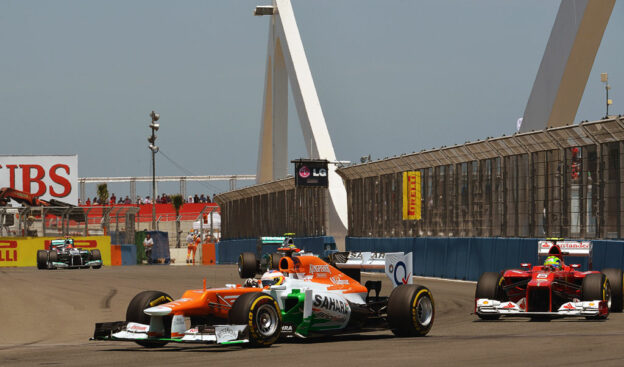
(110, 193, 116, 205)
(188, 195, 193, 203)
(199, 194, 206, 203)
(124, 196, 131, 204)
(193, 194, 199, 204)
(93, 197, 98, 205)
(118, 196, 124, 204)
(136, 196, 142, 204)
(206, 194, 211, 203)
(143, 232, 154, 264)
(144, 196, 151, 204)
(86, 198, 91, 206)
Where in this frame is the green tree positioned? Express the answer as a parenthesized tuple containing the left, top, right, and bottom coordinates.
(96, 183, 109, 205)
(171, 194, 184, 248)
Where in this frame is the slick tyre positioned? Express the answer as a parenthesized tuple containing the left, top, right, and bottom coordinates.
(269, 253, 281, 271)
(387, 284, 435, 337)
(238, 252, 258, 279)
(602, 268, 623, 312)
(91, 249, 102, 269)
(475, 272, 506, 320)
(126, 290, 174, 348)
(229, 292, 281, 347)
(582, 273, 610, 320)
(36, 250, 48, 270)
(48, 251, 58, 269)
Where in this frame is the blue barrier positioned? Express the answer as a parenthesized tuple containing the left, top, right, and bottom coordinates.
(346, 237, 624, 281)
(119, 244, 137, 266)
(216, 236, 335, 264)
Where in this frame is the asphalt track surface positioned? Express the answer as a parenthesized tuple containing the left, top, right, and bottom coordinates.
(2, 265, 624, 367)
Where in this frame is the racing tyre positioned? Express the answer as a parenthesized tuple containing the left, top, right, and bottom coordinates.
(36, 250, 48, 270)
(602, 268, 623, 312)
(238, 252, 258, 279)
(581, 273, 610, 320)
(126, 290, 174, 348)
(91, 249, 102, 269)
(269, 253, 281, 270)
(48, 251, 58, 269)
(387, 284, 434, 337)
(229, 292, 281, 347)
(475, 272, 506, 320)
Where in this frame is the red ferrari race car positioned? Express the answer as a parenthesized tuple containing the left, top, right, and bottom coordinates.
(475, 240, 624, 320)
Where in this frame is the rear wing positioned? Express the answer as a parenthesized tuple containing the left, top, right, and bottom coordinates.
(538, 240, 592, 256)
(333, 251, 413, 287)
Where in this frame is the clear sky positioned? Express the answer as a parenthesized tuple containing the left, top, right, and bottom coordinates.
(1, 0, 622, 198)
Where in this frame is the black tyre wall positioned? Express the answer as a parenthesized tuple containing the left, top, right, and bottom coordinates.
(602, 268, 623, 312)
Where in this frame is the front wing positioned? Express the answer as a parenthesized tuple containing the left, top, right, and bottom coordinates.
(476, 299, 609, 318)
(91, 322, 249, 345)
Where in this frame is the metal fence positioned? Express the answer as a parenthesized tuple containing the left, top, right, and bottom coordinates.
(337, 117, 624, 239)
(215, 177, 327, 240)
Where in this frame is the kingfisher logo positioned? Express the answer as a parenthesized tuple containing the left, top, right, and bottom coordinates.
(0, 240, 18, 262)
(298, 166, 311, 178)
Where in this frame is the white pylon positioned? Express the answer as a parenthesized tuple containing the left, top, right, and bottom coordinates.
(255, 0, 348, 247)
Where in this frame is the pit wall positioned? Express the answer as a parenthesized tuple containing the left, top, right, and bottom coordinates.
(346, 237, 624, 281)
(215, 236, 335, 264)
(0, 236, 112, 267)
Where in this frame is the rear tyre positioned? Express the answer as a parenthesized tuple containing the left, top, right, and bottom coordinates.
(475, 272, 506, 320)
(238, 252, 258, 279)
(126, 290, 174, 348)
(91, 249, 102, 269)
(229, 292, 281, 347)
(387, 284, 434, 337)
(582, 273, 610, 320)
(602, 268, 623, 312)
(269, 253, 281, 270)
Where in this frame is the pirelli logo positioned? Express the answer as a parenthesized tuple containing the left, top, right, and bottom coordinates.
(0, 240, 18, 262)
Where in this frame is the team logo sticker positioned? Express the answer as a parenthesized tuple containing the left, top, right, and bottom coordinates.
(298, 166, 310, 178)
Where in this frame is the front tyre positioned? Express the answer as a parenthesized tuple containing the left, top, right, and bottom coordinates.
(229, 292, 281, 347)
(475, 272, 506, 320)
(91, 249, 102, 269)
(37, 250, 48, 269)
(602, 268, 623, 312)
(387, 284, 434, 337)
(238, 252, 258, 279)
(126, 290, 174, 348)
(582, 273, 610, 320)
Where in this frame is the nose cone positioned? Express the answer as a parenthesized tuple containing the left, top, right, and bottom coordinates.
(144, 305, 172, 316)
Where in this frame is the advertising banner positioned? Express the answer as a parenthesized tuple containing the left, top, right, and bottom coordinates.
(0, 155, 78, 204)
(402, 171, 421, 220)
(0, 236, 111, 267)
(293, 159, 329, 187)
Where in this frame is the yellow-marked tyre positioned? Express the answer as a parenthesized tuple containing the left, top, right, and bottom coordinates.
(229, 292, 281, 347)
(602, 268, 623, 312)
(126, 290, 174, 348)
(582, 273, 610, 320)
(475, 272, 507, 320)
(387, 284, 434, 337)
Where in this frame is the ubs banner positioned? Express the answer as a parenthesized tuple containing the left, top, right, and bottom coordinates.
(293, 159, 329, 187)
(0, 155, 78, 204)
(0, 236, 111, 267)
(402, 171, 421, 220)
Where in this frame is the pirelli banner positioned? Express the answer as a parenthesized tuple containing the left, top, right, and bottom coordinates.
(0, 236, 111, 267)
(402, 171, 421, 220)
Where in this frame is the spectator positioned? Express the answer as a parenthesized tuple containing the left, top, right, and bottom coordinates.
(188, 195, 193, 203)
(124, 196, 131, 204)
(199, 194, 206, 203)
(136, 196, 142, 204)
(206, 194, 211, 203)
(93, 197, 98, 205)
(118, 196, 124, 204)
(78, 199, 82, 206)
(110, 193, 116, 205)
(143, 233, 154, 264)
(144, 196, 151, 204)
(194, 194, 199, 204)
(86, 198, 91, 206)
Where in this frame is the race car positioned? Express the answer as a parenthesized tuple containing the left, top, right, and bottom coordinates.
(475, 239, 624, 320)
(36, 238, 102, 270)
(92, 247, 434, 348)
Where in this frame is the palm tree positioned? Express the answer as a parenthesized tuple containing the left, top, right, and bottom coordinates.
(171, 194, 184, 248)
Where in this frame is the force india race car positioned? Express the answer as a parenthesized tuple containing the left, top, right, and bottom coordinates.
(37, 238, 102, 270)
(475, 239, 624, 320)
(92, 246, 434, 348)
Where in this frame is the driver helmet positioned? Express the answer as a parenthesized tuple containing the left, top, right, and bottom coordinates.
(261, 270, 285, 288)
(544, 256, 562, 270)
